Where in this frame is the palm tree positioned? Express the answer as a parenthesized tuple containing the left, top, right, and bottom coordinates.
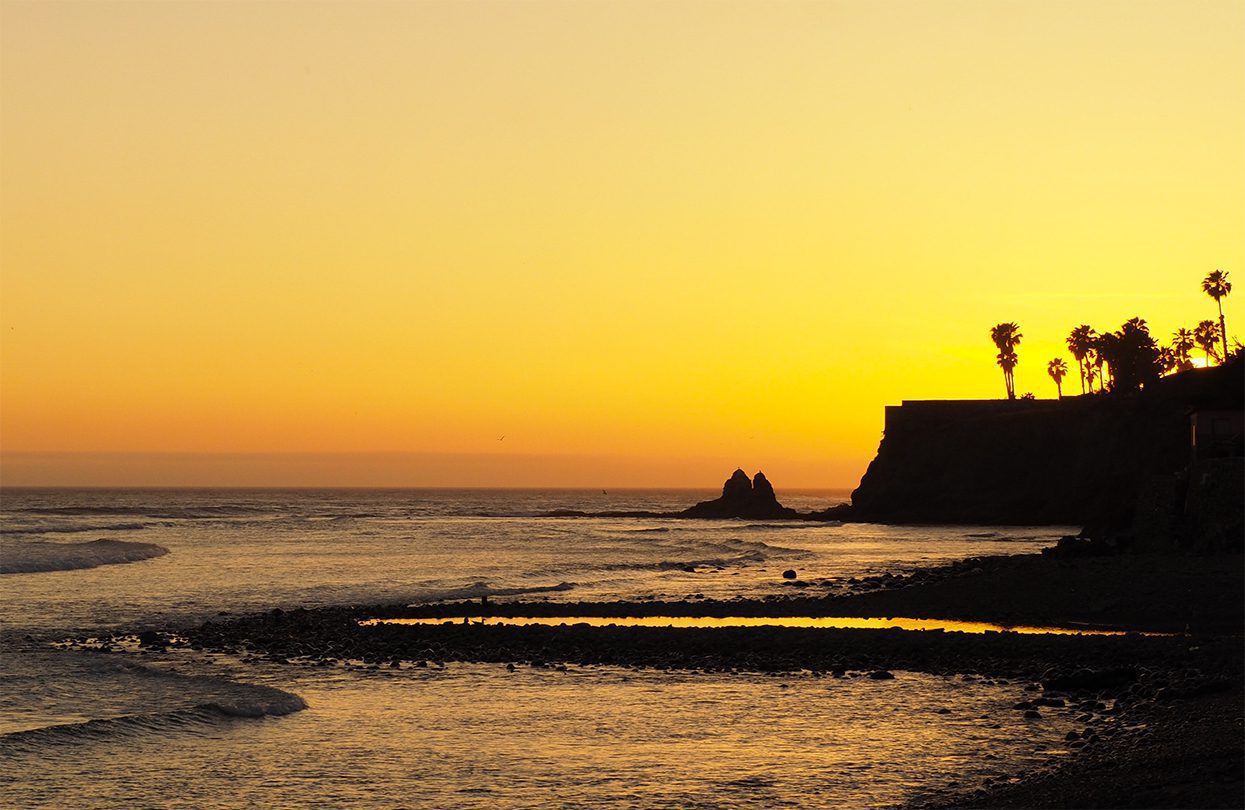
(1202, 270, 1231, 360)
(1083, 344, 1099, 393)
(1047, 358, 1068, 399)
(1157, 347, 1177, 375)
(996, 349, 1018, 399)
(1104, 318, 1162, 393)
(990, 323, 1022, 399)
(1171, 328, 1196, 371)
(1084, 360, 1099, 393)
(1094, 332, 1117, 390)
(1194, 319, 1221, 365)
(1066, 325, 1096, 394)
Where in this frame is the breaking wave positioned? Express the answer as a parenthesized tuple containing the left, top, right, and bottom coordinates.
(408, 582, 578, 604)
(0, 649, 307, 756)
(965, 532, 1039, 542)
(1, 539, 170, 575)
(738, 522, 839, 531)
(2, 522, 154, 537)
(0, 689, 306, 755)
(6, 504, 281, 520)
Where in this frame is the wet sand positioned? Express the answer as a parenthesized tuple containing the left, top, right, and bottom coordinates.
(917, 689, 1245, 809)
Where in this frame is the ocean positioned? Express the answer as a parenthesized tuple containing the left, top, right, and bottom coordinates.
(1, 488, 1074, 808)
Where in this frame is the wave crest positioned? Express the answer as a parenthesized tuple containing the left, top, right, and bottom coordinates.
(1, 539, 170, 575)
(2, 522, 153, 537)
(0, 689, 306, 753)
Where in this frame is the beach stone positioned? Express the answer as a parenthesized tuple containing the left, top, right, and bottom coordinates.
(782, 569, 797, 579)
(137, 630, 162, 647)
(1024, 709, 1042, 719)
(1043, 666, 1138, 692)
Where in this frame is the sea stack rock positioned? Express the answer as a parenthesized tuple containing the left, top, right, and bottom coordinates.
(723, 468, 753, 499)
(681, 469, 798, 519)
(752, 472, 776, 500)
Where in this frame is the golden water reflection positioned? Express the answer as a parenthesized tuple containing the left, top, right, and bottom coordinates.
(364, 615, 1155, 636)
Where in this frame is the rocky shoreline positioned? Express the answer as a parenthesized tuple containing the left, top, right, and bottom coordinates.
(88, 548, 1235, 809)
(370, 551, 1243, 635)
(60, 549, 1241, 809)
(70, 620, 1244, 809)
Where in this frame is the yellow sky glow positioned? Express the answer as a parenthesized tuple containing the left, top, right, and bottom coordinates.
(2, 0, 1242, 487)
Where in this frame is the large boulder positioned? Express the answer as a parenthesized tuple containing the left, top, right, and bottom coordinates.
(681, 469, 797, 519)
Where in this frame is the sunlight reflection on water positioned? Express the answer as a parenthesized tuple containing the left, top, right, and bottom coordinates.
(365, 615, 1158, 635)
(0, 660, 1068, 809)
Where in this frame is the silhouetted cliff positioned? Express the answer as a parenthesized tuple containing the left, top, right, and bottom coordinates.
(849, 358, 1243, 526)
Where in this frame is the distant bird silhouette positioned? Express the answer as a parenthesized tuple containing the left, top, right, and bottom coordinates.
(498, 436, 505, 441)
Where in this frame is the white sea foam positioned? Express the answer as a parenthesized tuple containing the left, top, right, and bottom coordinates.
(0, 539, 170, 574)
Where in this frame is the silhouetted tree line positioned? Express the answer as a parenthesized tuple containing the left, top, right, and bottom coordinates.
(990, 270, 1235, 399)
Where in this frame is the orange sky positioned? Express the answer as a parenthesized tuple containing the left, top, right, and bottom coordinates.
(2, 0, 1242, 488)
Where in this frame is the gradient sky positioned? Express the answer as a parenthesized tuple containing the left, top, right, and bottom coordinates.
(2, 0, 1242, 487)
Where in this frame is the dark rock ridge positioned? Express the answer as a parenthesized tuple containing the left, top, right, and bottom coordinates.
(680, 469, 798, 519)
(536, 470, 847, 521)
(849, 358, 1243, 527)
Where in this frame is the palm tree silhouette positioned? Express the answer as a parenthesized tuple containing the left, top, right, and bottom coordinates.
(1083, 343, 1100, 393)
(1171, 328, 1196, 371)
(1157, 346, 1177, 375)
(1202, 270, 1232, 360)
(1194, 319, 1221, 365)
(1047, 358, 1068, 399)
(1084, 361, 1099, 393)
(1095, 332, 1119, 390)
(990, 323, 1022, 399)
(1066, 325, 1096, 394)
(1102, 318, 1162, 393)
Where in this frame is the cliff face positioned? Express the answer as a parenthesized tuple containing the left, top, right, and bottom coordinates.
(849, 359, 1243, 526)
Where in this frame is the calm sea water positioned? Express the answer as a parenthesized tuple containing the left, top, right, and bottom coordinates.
(0, 488, 1074, 808)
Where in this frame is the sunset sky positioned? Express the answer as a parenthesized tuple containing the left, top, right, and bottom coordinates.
(2, 0, 1242, 488)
